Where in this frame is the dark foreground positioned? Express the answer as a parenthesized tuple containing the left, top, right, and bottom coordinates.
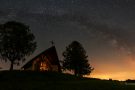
(0, 71, 134, 90)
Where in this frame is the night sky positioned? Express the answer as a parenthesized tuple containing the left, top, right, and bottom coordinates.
(0, 0, 135, 80)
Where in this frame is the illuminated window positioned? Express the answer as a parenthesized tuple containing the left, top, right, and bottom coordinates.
(40, 62, 48, 71)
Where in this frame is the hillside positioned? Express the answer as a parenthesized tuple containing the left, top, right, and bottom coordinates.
(0, 70, 134, 90)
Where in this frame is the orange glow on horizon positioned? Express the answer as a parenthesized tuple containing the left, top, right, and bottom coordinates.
(88, 55, 135, 81)
(89, 72, 135, 81)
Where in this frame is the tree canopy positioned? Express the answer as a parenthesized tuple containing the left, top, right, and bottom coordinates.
(62, 41, 93, 76)
(0, 21, 37, 70)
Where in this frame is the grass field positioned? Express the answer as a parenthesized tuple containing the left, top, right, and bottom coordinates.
(0, 71, 134, 90)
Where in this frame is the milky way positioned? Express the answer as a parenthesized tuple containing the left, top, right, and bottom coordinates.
(0, 0, 135, 80)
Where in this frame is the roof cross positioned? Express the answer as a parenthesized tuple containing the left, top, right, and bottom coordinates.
(50, 40, 55, 46)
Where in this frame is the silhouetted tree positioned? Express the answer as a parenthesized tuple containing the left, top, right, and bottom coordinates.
(62, 41, 93, 76)
(0, 21, 37, 70)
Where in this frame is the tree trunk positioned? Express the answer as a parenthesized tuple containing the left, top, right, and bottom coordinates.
(10, 61, 14, 71)
(74, 70, 78, 76)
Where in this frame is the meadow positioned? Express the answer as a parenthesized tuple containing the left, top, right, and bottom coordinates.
(0, 71, 134, 90)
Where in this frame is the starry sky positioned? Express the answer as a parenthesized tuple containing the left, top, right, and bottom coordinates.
(0, 0, 135, 80)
